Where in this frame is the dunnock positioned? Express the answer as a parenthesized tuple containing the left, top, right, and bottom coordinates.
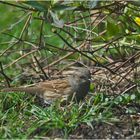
(1, 68, 91, 104)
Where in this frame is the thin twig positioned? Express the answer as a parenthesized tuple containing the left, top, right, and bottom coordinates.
(4, 49, 39, 70)
(0, 62, 12, 87)
(120, 84, 137, 95)
(54, 31, 116, 74)
(39, 19, 44, 48)
(0, 13, 32, 57)
(43, 42, 86, 70)
(113, 64, 136, 89)
(33, 56, 49, 80)
(114, 51, 140, 72)
(0, 1, 36, 11)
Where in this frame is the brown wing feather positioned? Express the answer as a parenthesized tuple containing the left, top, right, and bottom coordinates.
(38, 79, 72, 94)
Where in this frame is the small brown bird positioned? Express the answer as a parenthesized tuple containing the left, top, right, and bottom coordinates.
(1, 68, 91, 104)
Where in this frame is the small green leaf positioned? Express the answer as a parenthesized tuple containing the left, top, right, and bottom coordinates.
(106, 18, 119, 37)
(24, 1, 47, 12)
(90, 83, 95, 92)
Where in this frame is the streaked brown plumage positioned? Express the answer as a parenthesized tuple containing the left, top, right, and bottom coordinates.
(1, 68, 91, 103)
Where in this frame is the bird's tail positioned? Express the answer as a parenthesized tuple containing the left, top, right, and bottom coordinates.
(1, 87, 43, 96)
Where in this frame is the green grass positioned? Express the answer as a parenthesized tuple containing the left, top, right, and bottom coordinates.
(0, 90, 139, 139)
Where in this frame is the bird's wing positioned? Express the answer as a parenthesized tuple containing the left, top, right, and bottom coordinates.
(38, 79, 74, 100)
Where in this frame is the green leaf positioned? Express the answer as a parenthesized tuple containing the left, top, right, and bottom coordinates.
(90, 83, 95, 92)
(106, 18, 119, 37)
(24, 1, 48, 12)
(54, 5, 76, 11)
